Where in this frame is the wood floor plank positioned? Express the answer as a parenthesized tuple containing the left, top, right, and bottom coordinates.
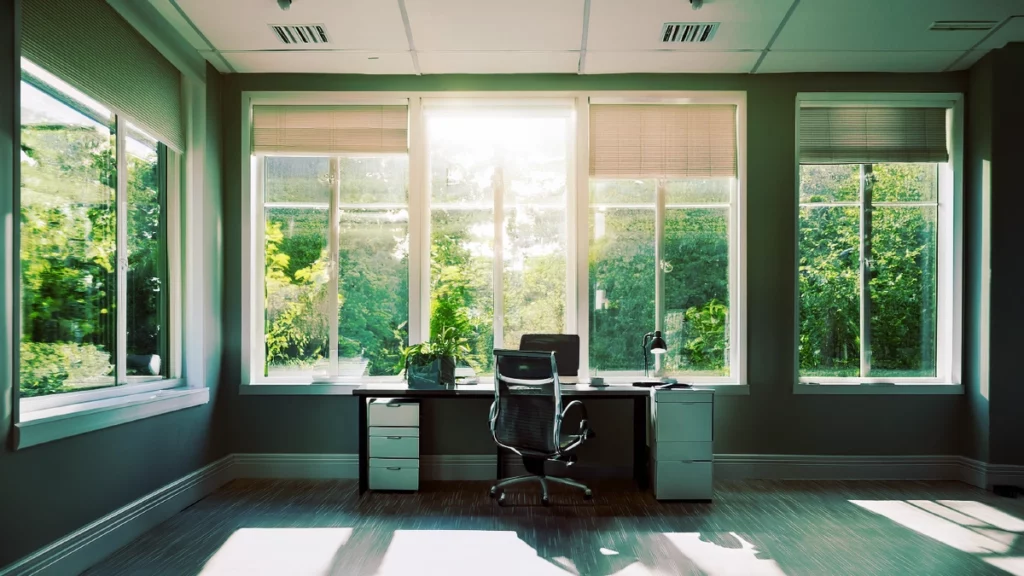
(82, 479, 1024, 575)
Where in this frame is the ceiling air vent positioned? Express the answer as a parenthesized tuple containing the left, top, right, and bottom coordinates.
(661, 22, 719, 43)
(929, 21, 997, 31)
(270, 24, 330, 45)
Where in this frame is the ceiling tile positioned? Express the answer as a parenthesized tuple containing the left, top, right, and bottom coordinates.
(222, 51, 416, 74)
(978, 16, 1024, 50)
(405, 0, 585, 51)
(758, 51, 964, 73)
(588, 0, 792, 52)
(174, 0, 409, 51)
(418, 52, 580, 74)
(584, 51, 760, 74)
(773, 0, 1024, 52)
(149, 0, 211, 50)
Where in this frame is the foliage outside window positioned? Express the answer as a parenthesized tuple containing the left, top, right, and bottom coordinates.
(19, 60, 169, 397)
(427, 107, 570, 375)
(799, 163, 939, 379)
(589, 178, 733, 376)
(262, 156, 410, 378)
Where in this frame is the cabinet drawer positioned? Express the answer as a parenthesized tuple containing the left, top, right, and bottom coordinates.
(368, 399, 420, 427)
(369, 436, 419, 459)
(653, 461, 712, 500)
(655, 402, 712, 442)
(653, 441, 712, 462)
(369, 465, 419, 491)
(369, 426, 419, 437)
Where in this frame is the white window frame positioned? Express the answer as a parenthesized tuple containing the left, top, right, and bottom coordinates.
(793, 92, 964, 395)
(240, 91, 749, 395)
(14, 68, 210, 448)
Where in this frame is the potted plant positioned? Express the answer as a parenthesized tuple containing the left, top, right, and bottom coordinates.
(401, 326, 468, 388)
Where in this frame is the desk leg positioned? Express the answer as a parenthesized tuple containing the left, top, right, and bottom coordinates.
(633, 396, 649, 490)
(358, 397, 368, 495)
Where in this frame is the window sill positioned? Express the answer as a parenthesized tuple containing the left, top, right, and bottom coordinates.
(794, 382, 964, 395)
(15, 386, 210, 449)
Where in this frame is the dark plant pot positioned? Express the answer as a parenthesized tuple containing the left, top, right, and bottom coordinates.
(407, 356, 456, 388)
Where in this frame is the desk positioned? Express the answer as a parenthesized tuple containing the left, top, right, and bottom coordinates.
(353, 382, 650, 495)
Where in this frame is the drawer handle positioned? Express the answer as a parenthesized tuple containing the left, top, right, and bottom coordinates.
(387, 436, 402, 440)
(387, 467, 402, 471)
(385, 403, 403, 408)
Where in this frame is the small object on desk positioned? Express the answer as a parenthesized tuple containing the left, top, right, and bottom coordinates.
(588, 376, 606, 386)
(632, 377, 678, 388)
(657, 382, 692, 390)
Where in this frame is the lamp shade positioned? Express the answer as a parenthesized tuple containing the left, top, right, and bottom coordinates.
(650, 331, 667, 354)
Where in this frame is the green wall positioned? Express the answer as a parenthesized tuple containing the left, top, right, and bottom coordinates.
(222, 71, 969, 461)
(0, 55, 230, 570)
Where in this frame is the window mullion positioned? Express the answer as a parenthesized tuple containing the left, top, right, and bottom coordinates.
(328, 157, 341, 375)
(654, 179, 666, 375)
(859, 163, 873, 378)
(493, 163, 505, 350)
(115, 115, 128, 385)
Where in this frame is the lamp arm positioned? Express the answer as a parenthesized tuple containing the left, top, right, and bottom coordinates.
(641, 332, 654, 377)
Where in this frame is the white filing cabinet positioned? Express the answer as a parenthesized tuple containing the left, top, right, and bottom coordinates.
(649, 389, 714, 501)
(367, 398, 420, 491)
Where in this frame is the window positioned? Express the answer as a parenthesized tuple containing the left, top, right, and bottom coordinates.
(588, 103, 741, 380)
(243, 94, 747, 388)
(19, 60, 171, 398)
(796, 97, 959, 384)
(426, 104, 572, 375)
(255, 105, 410, 381)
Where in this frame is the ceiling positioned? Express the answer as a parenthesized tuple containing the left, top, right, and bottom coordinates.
(150, 0, 1024, 75)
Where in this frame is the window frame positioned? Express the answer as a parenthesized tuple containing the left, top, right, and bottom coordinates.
(12, 61, 210, 448)
(240, 91, 749, 394)
(793, 92, 964, 393)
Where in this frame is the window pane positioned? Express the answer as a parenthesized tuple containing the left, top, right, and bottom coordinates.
(20, 79, 117, 396)
(800, 164, 859, 203)
(664, 178, 733, 204)
(337, 157, 409, 377)
(798, 205, 861, 377)
(664, 208, 730, 376)
(428, 109, 570, 374)
(126, 124, 166, 379)
(264, 157, 330, 377)
(589, 188, 655, 372)
(868, 205, 938, 377)
(871, 163, 938, 202)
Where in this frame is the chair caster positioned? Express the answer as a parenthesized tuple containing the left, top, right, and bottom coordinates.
(497, 492, 507, 506)
(584, 489, 593, 500)
(489, 486, 499, 498)
(542, 496, 551, 506)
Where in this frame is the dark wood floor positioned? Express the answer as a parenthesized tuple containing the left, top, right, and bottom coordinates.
(84, 478, 1024, 575)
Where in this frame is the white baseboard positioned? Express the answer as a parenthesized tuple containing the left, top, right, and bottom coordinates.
(5, 452, 1022, 576)
(0, 455, 234, 576)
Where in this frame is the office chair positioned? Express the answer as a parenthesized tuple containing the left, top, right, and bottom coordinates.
(489, 349, 594, 505)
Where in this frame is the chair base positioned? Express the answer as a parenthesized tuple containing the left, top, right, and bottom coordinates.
(490, 474, 593, 505)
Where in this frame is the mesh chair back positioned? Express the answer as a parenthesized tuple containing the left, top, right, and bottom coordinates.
(492, 350, 562, 455)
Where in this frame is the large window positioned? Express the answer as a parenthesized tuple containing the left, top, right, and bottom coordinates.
(797, 98, 957, 384)
(19, 60, 171, 397)
(245, 95, 745, 385)
(588, 103, 740, 380)
(426, 104, 571, 374)
(255, 105, 410, 381)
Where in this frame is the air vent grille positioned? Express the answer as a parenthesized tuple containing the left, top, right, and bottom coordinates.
(929, 21, 997, 31)
(661, 22, 719, 43)
(270, 24, 330, 45)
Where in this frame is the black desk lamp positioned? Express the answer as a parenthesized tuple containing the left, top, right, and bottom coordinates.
(633, 330, 668, 387)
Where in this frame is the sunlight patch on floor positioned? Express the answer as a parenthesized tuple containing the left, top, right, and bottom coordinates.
(937, 500, 1024, 533)
(374, 530, 571, 576)
(663, 532, 788, 576)
(199, 528, 353, 576)
(985, 556, 1024, 576)
(852, 500, 1012, 554)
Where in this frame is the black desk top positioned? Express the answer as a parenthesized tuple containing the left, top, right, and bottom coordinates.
(353, 381, 651, 398)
